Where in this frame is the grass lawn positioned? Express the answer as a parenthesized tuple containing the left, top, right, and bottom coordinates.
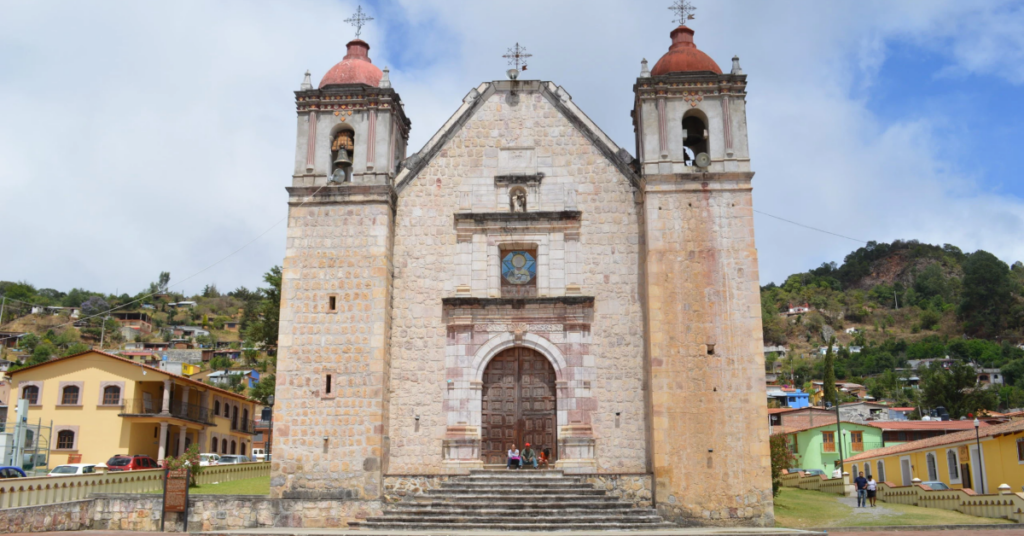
(774, 488, 1013, 529)
(146, 476, 270, 496)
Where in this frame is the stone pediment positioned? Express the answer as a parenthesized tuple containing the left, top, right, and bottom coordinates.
(453, 211, 581, 242)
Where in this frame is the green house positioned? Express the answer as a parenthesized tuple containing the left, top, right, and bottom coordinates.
(782, 422, 883, 473)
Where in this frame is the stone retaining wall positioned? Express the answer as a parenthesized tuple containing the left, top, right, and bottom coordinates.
(0, 494, 381, 533)
(382, 475, 454, 503)
(584, 473, 653, 508)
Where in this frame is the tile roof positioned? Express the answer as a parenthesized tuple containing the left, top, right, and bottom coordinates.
(8, 349, 252, 402)
(844, 418, 1024, 462)
(874, 420, 989, 431)
(774, 419, 880, 435)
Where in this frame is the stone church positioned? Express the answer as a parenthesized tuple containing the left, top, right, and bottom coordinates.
(271, 19, 773, 527)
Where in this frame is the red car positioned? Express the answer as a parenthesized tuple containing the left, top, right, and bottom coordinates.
(105, 454, 160, 471)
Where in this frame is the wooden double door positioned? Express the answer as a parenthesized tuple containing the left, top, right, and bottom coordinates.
(481, 347, 557, 464)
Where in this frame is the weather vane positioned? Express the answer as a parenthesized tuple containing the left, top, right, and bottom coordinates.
(669, 0, 696, 26)
(345, 5, 374, 39)
(503, 43, 532, 72)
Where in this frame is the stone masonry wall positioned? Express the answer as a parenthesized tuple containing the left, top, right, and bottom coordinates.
(389, 87, 647, 473)
(643, 178, 773, 526)
(271, 198, 393, 499)
(0, 500, 91, 533)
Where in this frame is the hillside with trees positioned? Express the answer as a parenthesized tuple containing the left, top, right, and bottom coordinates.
(762, 240, 1024, 416)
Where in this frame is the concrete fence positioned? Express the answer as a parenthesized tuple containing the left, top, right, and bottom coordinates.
(780, 470, 852, 496)
(0, 462, 270, 509)
(877, 481, 1024, 523)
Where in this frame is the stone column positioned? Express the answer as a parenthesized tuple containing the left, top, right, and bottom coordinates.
(157, 422, 169, 461)
(161, 380, 172, 414)
(178, 425, 187, 456)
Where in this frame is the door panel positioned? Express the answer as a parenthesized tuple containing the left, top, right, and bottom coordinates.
(480, 348, 557, 464)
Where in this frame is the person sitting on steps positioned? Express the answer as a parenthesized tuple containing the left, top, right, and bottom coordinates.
(537, 449, 549, 469)
(506, 444, 521, 470)
(521, 443, 538, 469)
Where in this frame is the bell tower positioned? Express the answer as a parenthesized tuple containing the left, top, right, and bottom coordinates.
(272, 32, 410, 501)
(633, 19, 773, 526)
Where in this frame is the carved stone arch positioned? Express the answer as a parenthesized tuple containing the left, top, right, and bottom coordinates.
(471, 332, 567, 382)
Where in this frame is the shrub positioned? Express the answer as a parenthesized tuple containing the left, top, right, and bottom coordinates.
(163, 443, 203, 487)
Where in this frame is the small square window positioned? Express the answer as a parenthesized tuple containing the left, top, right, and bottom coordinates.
(328, 295, 338, 312)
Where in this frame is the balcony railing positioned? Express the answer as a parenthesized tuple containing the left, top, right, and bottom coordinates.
(232, 419, 257, 435)
(118, 398, 214, 425)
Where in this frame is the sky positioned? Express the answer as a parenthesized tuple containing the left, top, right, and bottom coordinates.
(2, 0, 1024, 297)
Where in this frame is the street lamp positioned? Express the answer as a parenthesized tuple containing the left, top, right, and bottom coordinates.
(974, 416, 985, 494)
(262, 395, 275, 462)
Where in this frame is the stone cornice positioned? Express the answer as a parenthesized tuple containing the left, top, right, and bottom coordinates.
(494, 173, 545, 186)
(454, 211, 582, 241)
(286, 184, 396, 207)
(442, 296, 594, 309)
(641, 171, 755, 193)
(633, 72, 748, 103)
(295, 86, 411, 134)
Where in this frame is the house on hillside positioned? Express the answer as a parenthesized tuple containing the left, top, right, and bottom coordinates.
(877, 420, 988, 446)
(767, 387, 810, 409)
(768, 406, 835, 431)
(167, 301, 197, 309)
(30, 306, 80, 318)
(787, 303, 811, 315)
(111, 312, 153, 334)
(7, 350, 256, 465)
(207, 369, 261, 389)
(0, 331, 25, 349)
(840, 401, 890, 422)
(223, 322, 240, 332)
(888, 407, 916, 421)
(780, 421, 884, 474)
(976, 368, 1003, 387)
(843, 419, 1024, 493)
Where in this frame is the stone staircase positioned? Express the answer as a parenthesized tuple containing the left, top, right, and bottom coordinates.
(351, 469, 675, 531)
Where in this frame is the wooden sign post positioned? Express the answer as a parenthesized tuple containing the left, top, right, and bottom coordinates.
(161, 466, 191, 532)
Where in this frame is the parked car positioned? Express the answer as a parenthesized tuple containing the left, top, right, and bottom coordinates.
(217, 455, 251, 464)
(251, 448, 266, 462)
(0, 466, 26, 478)
(199, 453, 221, 467)
(801, 469, 826, 476)
(48, 464, 98, 477)
(106, 454, 159, 472)
(921, 481, 950, 490)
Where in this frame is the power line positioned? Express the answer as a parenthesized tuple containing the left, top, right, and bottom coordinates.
(753, 209, 867, 244)
(0, 183, 330, 346)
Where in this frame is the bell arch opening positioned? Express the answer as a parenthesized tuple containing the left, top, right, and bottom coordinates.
(479, 346, 557, 465)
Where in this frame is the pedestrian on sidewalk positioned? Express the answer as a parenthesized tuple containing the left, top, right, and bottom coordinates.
(854, 471, 868, 507)
(521, 443, 538, 469)
(866, 475, 877, 507)
(507, 444, 521, 470)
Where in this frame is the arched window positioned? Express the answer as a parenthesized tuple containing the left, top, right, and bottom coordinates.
(242, 442, 247, 456)
(330, 129, 354, 183)
(62, 385, 80, 405)
(851, 464, 858, 478)
(103, 385, 121, 405)
(57, 430, 75, 450)
(222, 439, 228, 453)
(865, 461, 872, 479)
(947, 450, 960, 481)
(211, 437, 218, 453)
(214, 400, 221, 416)
(22, 385, 39, 405)
(243, 408, 249, 426)
(926, 452, 938, 481)
(877, 460, 887, 483)
(232, 406, 239, 430)
(682, 114, 709, 166)
(231, 440, 237, 454)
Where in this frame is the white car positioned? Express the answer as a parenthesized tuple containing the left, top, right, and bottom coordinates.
(199, 453, 221, 467)
(48, 464, 98, 477)
(251, 448, 266, 462)
(217, 455, 251, 464)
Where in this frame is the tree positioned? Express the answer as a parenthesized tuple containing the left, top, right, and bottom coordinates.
(80, 296, 109, 317)
(62, 343, 90, 357)
(243, 266, 282, 354)
(958, 251, 1013, 338)
(242, 343, 260, 367)
(920, 361, 998, 418)
(822, 338, 839, 407)
(163, 443, 203, 486)
(202, 284, 220, 298)
(769, 433, 795, 497)
(250, 373, 276, 405)
(209, 355, 232, 371)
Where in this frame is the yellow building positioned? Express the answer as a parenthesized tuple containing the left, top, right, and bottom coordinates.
(8, 350, 257, 466)
(844, 419, 1024, 494)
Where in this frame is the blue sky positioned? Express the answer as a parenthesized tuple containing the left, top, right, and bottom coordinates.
(1, 0, 1023, 294)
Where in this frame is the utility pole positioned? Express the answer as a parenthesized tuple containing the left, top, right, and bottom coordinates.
(0, 296, 6, 326)
(99, 314, 110, 349)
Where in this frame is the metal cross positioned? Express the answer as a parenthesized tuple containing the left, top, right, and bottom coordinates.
(669, 0, 696, 26)
(503, 43, 532, 72)
(345, 5, 374, 39)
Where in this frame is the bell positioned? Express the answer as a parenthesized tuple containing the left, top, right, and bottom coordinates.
(333, 149, 352, 168)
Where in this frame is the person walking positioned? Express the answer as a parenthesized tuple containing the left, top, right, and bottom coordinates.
(521, 443, 538, 469)
(854, 471, 868, 507)
(506, 444, 521, 470)
(866, 475, 878, 507)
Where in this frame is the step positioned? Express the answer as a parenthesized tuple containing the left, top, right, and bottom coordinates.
(439, 483, 595, 491)
(426, 487, 606, 494)
(351, 521, 678, 530)
(386, 505, 642, 514)
(362, 515, 668, 524)
(390, 501, 637, 510)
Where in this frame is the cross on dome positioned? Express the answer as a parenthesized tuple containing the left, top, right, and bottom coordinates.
(345, 5, 374, 39)
(503, 43, 532, 72)
(669, 0, 696, 26)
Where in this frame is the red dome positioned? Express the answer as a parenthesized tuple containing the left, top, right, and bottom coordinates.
(319, 39, 383, 88)
(651, 26, 722, 76)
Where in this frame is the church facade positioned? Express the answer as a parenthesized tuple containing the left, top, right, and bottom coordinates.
(271, 23, 773, 526)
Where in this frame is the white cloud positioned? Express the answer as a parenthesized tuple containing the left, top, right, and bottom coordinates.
(0, 0, 1022, 294)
